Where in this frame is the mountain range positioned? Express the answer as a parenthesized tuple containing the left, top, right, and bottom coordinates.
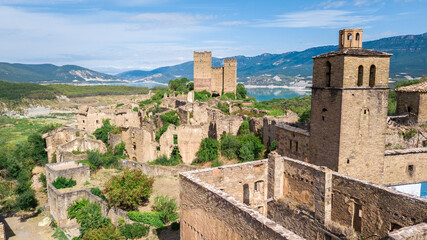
(0, 32, 425, 86)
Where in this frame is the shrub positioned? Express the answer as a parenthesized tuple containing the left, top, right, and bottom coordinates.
(102, 151, 120, 169)
(168, 78, 191, 93)
(219, 92, 235, 100)
(39, 173, 47, 190)
(133, 107, 139, 112)
(150, 149, 182, 166)
(238, 120, 250, 135)
(400, 129, 417, 140)
(194, 90, 211, 102)
(220, 134, 240, 159)
(104, 168, 154, 210)
(211, 159, 223, 167)
(238, 142, 255, 162)
(270, 140, 277, 151)
(126, 211, 164, 228)
(91, 187, 107, 201)
(156, 111, 180, 141)
(152, 195, 179, 224)
(52, 176, 76, 189)
(298, 108, 311, 123)
(88, 151, 103, 171)
(239, 133, 265, 161)
(217, 102, 229, 114)
(118, 223, 149, 239)
(68, 198, 112, 238)
(195, 138, 219, 163)
(16, 189, 38, 210)
(83, 225, 125, 240)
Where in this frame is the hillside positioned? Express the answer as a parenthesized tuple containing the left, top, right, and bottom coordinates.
(0, 63, 121, 83)
(118, 32, 427, 86)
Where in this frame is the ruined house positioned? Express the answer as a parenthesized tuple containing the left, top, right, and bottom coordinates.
(275, 28, 427, 186)
(180, 153, 427, 240)
(193, 51, 237, 95)
(396, 81, 427, 123)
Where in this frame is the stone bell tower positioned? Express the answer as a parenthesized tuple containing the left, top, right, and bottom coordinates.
(308, 28, 392, 183)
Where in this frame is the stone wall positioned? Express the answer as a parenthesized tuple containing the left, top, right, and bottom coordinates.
(396, 91, 423, 122)
(193, 51, 212, 92)
(48, 184, 131, 228)
(180, 167, 304, 240)
(0, 223, 5, 240)
(388, 223, 427, 240)
(56, 137, 107, 162)
(262, 114, 299, 150)
(122, 126, 157, 163)
(383, 149, 427, 185)
(223, 58, 237, 94)
(46, 161, 90, 185)
(276, 124, 310, 162)
(211, 67, 224, 94)
(209, 115, 244, 140)
(43, 127, 89, 163)
(121, 159, 197, 176)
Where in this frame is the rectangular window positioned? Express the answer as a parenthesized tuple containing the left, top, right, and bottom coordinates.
(295, 141, 299, 152)
(289, 140, 292, 151)
(352, 201, 362, 232)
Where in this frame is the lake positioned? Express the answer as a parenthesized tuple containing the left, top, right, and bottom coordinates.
(120, 82, 311, 101)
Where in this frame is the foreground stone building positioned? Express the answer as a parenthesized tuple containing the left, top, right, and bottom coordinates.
(276, 28, 427, 185)
(396, 81, 427, 123)
(180, 153, 427, 240)
(193, 51, 237, 95)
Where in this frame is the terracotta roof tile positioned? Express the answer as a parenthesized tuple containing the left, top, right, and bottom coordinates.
(313, 48, 392, 58)
(396, 81, 427, 93)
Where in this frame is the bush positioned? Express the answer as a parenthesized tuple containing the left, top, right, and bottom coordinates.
(239, 133, 264, 161)
(102, 151, 120, 169)
(219, 92, 235, 100)
(238, 120, 250, 135)
(194, 90, 211, 102)
(104, 168, 154, 210)
(68, 198, 112, 238)
(39, 173, 47, 190)
(150, 148, 182, 166)
(94, 119, 118, 145)
(211, 159, 223, 167)
(238, 142, 255, 162)
(119, 223, 149, 239)
(217, 102, 229, 114)
(133, 107, 139, 112)
(270, 140, 277, 151)
(91, 187, 107, 201)
(168, 78, 191, 93)
(126, 211, 164, 228)
(16, 189, 38, 210)
(220, 134, 240, 159)
(195, 138, 219, 163)
(156, 111, 180, 141)
(52, 176, 76, 189)
(152, 195, 179, 224)
(83, 225, 125, 240)
(114, 141, 126, 156)
(88, 151, 103, 171)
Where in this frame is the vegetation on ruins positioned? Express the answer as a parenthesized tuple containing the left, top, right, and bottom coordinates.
(94, 119, 119, 145)
(217, 102, 230, 114)
(83, 225, 125, 240)
(155, 110, 180, 141)
(194, 90, 212, 102)
(257, 95, 311, 122)
(90, 187, 107, 201)
(399, 129, 418, 140)
(117, 220, 149, 240)
(236, 83, 248, 99)
(211, 159, 223, 167)
(114, 141, 126, 156)
(126, 194, 178, 228)
(52, 176, 77, 189)
(104, 168, 154, 210)
(150, 147, 183, 166)
(195, 138, 220, 163)
(67, 198, 115, 239)
(82, 150, 122, 171)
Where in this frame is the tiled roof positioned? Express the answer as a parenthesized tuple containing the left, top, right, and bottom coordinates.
(313, 48, 392, 58)
(396, 81, 427, 93)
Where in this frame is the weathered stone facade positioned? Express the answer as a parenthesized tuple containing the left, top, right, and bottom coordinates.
(180, 153, 427, 240)
(56, 137, 107, 162)
(193, 51, 237, 95)
(396, 81, 427, 123)
(46, 161, 90, 185)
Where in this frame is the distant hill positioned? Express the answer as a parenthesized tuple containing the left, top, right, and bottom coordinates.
(0, 63, 121, 83)
(118, 32, 427, 86)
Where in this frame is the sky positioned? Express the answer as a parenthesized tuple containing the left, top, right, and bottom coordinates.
(0, 0, 426, 74)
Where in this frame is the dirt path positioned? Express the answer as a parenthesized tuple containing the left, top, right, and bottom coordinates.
(3, 213, 55, 240)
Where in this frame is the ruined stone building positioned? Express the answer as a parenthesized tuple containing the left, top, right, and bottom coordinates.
(275, 28, 427, 186)
(180, 153, 427, 240)
(180, 29, 427, 240)
(396, 81, 427, 123)
(193, 51, 237, 95)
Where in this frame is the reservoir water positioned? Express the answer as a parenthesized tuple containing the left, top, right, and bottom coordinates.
(122, 82, 311, 101)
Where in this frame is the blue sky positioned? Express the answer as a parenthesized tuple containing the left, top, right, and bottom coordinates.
(0, 0, 426, 74)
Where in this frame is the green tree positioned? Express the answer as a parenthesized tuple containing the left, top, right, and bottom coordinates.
(238, 120, 250, 135)
(104, 168, 154, 210)
(238, 142, 254, 162)
(168, 78, 191, 92)
(88, 151, 103, 171)
(152, 195, 179, 224)
(220, 134, 240, 159)
(194, 90, 212, 102)
(83, 225, 125, 240)
(93, 119, 117, 145)
(195, 138, 219, 163)
(114, 141, 126, 156)
(236, 83, 247, 99)
(118, 223, 149, 239)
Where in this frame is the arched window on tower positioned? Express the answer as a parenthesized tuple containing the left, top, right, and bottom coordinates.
(326, 61, 332, 87)
(356, 33, 360, 40)
(369, 65, 376, 87)
(347, 33, 352, 40)
(357, 65, 364, 86)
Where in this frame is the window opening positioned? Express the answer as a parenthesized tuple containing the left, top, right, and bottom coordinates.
(369, 65, 376, 87)
(357, 65, 363, 86)
(243, 184, 250, 205)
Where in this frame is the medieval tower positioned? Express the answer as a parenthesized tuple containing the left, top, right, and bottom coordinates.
(193, 51, 237, 95)
(308, 28, 392, 182)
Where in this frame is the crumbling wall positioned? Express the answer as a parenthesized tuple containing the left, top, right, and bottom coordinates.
(43, 127, 89, 163)
(46, 161, 90, 185)
(263, 113, 300, 150)
(122, 126, 157, 163)
(388, 223, 427, 240)
(210, 115, 244, 140)
(180, 169, 303, 240)
(396, 91, 420, 120)
(276, 123, 310, 162)
(108, 132, 123, 149)
(121, 159, 197, 176)
(56, 137, 107, 162)
(383, 149, 427, 185)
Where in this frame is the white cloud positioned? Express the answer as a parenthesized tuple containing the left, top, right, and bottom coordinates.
(217, 21, 249, 26)
(318, 0, 347, 9)
(257, 10, 381, 28)
(127, 13, 215, 29)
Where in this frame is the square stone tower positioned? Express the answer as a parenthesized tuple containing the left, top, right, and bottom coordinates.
(193, 51, 212, 92)
(223, 58, 237, 94)
(308, 29, 392, 183)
